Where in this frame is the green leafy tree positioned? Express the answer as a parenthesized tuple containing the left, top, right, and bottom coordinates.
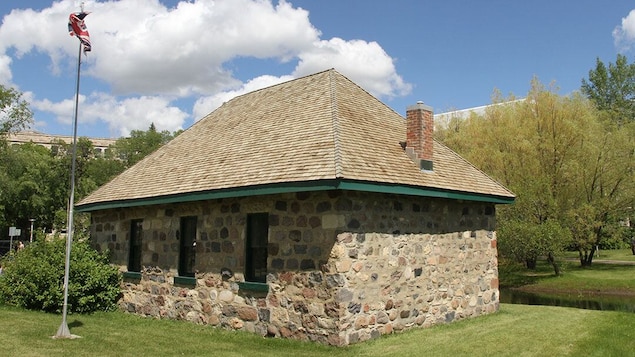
(0, 85, 32, 137)
(581, 54, 635, 125)
(0, 143, 58, 233)
(113, 123, 174, 167)
(85, 149, 126, 187)
(438, 78, 635, 269)
(566, 118, 635, 265)
(0, 85, 33, 232)
(47, 137, 104, 235)
(498, 219, 571, 275)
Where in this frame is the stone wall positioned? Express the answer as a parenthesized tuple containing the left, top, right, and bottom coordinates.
(90, 190, 499, 345)
(329, 230, 498, 345)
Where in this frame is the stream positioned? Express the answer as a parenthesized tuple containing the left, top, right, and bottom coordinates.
(499, 288, 635, 312)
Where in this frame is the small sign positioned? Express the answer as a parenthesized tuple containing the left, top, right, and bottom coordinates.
(8, 227, 21, 236)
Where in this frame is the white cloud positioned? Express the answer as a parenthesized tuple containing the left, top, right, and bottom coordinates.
(0, 2, 78, 75)
(191, 38, 413, 118)
(294, 38, 412, 98)
(31, 92, 188, 137)
(613, 9, 635, 52)
(0, 55, 13, 84)
(0, 0, 411, 137)
(87, 0, 319, 96)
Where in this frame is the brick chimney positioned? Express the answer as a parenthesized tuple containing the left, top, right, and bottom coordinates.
(405, 101, 434, 171)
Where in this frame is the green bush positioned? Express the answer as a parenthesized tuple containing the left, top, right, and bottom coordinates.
(0, 238, 121, 313)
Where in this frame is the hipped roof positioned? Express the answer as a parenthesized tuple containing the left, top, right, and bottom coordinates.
(77, 69, 514, 211)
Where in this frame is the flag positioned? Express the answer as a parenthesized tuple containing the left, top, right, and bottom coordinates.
(68, 12, 91, 53)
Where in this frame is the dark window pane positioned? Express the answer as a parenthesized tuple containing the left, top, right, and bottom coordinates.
(179, 216, 197, 277)
(128, 219, 143, 272)
(246, 213, 268, 282)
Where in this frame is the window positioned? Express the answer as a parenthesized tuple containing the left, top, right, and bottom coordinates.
(245, 213, 269, 282)
(179, 216, 197, 277)
(128, 219, 143, 272)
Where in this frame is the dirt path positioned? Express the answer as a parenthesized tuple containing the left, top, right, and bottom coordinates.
(563, 258, 635, 265)
(591, 259, 635, 265)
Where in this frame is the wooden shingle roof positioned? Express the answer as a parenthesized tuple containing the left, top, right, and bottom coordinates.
(77, 69, 514, 211)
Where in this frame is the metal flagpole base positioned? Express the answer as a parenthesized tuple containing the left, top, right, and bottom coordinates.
(53, 322, 81, 339)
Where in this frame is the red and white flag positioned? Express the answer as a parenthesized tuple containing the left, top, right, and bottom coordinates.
(68, 12, 91, 53)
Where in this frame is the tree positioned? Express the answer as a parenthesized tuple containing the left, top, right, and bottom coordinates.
(85, 155, 126, 187)
(566, 118, 635, 266)
(0, 85, 32, 137)
(0, 143, 58, 233)
(112, 123, 174, 167)
(581, 54, 635, 125)
(498, 219, 570, 275)
(437, 78, 635, 269)
(48, 137, 104, 234)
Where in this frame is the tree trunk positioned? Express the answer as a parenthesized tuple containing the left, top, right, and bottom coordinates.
(578, 250, 585, 266)
(582, 248, 595, 267)
(547, 252, 560, 276)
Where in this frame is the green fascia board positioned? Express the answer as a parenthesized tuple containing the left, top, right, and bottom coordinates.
(76, 179, 515, 212)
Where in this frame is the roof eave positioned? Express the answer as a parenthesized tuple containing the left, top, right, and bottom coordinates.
(76, 179, 515, 213)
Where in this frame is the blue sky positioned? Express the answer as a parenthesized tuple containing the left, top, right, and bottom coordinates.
(1, 0, 634, 138)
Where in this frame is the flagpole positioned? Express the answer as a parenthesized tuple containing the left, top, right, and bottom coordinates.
(54, 40, 82, 340)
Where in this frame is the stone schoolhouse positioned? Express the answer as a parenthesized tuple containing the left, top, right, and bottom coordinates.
(76, 69, 515, 346)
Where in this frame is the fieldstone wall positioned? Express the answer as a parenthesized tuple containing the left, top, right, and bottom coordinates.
(89, 190, 499, 346)
(328, 230, 498, 345)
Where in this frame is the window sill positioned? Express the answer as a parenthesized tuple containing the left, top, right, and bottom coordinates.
(238, 281, 269, 292)
(174, 276, 197, 286)
(122, 271, 142, 280)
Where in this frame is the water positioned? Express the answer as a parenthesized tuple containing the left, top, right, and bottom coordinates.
(499, 288, 635, 313)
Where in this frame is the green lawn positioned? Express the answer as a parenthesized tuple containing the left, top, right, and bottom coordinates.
(1, 303, 634, 357)
(562, 248, 635, 262)
(516, 262, 635, 296)
(3, 249, 635, 356)
(501, 248, 635, 294)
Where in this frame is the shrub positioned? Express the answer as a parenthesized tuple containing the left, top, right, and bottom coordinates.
(0, 238, 121, 313)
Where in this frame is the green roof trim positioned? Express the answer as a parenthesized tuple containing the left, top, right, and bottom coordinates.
(75, 179, 515, 212)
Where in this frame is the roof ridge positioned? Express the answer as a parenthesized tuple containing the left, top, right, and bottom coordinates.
(329, 70, 343, 178)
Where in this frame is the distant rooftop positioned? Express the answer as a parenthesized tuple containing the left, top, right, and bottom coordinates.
(434, 99, 526, 129)
(7, 130, 118, 155)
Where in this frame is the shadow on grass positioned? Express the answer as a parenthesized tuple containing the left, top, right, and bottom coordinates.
(498, 260, 552, 288)
(69, 320, 84, 328)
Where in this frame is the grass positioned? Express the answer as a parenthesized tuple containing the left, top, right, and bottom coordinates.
(562, 248, 635, 262)
(1, 303, 634, 357)
(515, 263, 635, 296)
(3, 249, 635, 356)
(501, 248, 635, 294)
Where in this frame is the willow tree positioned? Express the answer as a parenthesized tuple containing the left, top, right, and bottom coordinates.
(566, 116, 635, 265)
(438, 78, 634, 270)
